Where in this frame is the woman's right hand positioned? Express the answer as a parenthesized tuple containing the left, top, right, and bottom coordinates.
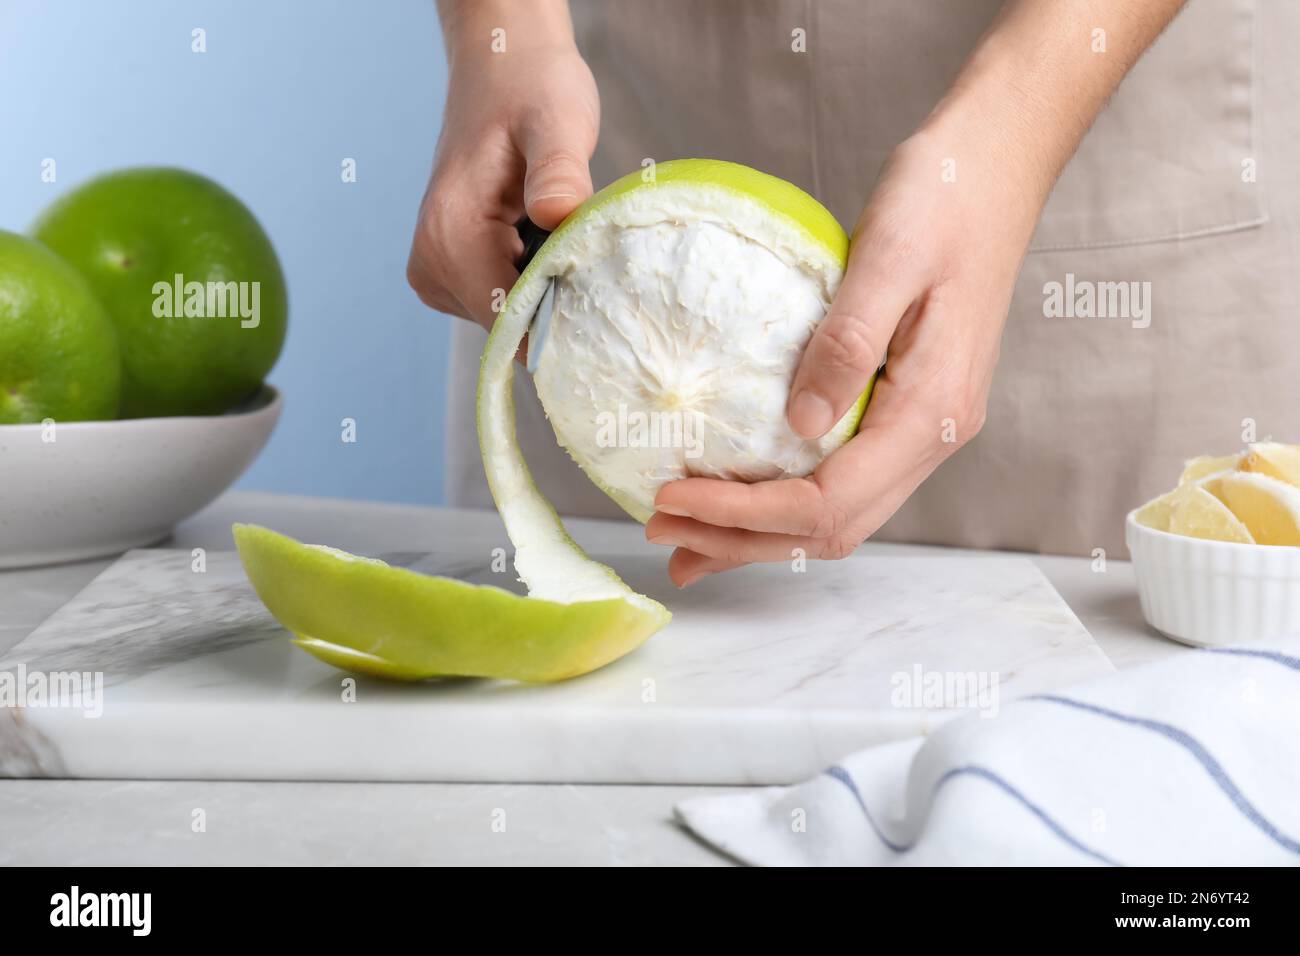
(408, 1, 599, 330)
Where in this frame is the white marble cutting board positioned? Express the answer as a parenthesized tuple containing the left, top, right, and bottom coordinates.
(0, 547, 1113, 784)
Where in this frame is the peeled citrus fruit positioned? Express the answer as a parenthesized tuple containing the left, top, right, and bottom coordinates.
(233, 159, 871, 681)
(1134, 490, 1177, 531)
(1179, 453, 1241, 485)
(1239, 442, 1300, 489)
(1168, 484, 1255, 543)
(1204, 473, 1300, 546)
(1138, 442, 1300, 547)
(524, 159, 871, 521)
(1135, 483, 1255, 543)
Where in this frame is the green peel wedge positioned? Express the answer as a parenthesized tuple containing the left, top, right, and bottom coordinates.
(233, 524, 667, 682)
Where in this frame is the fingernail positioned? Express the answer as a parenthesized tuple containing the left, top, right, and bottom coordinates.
(790, 389, 834, 438)
(656, 503, 692, 517)
(678, 572, 706, 589)
(648, 534, 683, 548)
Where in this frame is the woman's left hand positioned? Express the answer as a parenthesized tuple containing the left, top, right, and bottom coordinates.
(645, 0, 1189, 587)
(646, 122, 1045, 587)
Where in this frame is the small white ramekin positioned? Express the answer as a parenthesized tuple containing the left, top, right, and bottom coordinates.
(1126, 510, 1300, 646)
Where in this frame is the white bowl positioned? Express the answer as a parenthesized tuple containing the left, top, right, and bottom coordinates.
(0, 386, 281, 569)
(1126, 509, 1300, 646)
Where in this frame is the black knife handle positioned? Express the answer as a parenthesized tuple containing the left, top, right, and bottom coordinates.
(515, 218, 552, 272)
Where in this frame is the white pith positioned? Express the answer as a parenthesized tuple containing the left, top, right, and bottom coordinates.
(478, 181, 852, 607)
(533, 210, 859, 521)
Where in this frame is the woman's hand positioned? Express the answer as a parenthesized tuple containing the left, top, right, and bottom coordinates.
(646, 0, 1188, 587)
(408, 0, 598, 329)
(647, 123, 1045, 586)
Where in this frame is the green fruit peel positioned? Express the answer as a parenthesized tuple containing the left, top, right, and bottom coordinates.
(235, 159, 870, 682)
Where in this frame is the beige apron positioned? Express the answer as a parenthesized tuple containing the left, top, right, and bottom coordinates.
(446, 0, 1298, 559)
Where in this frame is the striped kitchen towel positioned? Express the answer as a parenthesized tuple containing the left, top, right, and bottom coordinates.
(674, 641, 1300, 865)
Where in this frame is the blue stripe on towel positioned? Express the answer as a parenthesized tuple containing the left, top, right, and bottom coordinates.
(1203, 647, 1300, 672)
(824, 763, 1118, 865)
(1030, 695, 1300, 856)
(824, 765, 909, 852)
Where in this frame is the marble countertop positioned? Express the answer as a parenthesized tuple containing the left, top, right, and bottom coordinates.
(0, 491, 1185, 865)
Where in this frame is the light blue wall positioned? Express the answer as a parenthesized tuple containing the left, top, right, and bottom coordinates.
(0, 0, 454, 504)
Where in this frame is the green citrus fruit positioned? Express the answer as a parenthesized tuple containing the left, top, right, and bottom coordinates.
(32, 167, 287, 417)
(0, 230, 120, 423)
(231, 159, 867, 683)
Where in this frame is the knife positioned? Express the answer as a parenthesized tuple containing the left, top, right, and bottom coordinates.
(515, 218, 556, 374)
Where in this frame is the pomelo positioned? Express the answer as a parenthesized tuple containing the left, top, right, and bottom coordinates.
(33, 167, 287, 418)
(236, 159, 869, 680)
(0, 230, 120, 423)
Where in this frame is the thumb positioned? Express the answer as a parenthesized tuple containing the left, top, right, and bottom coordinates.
(787, 244, 923, 439)
(519, 121, 595, 231)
